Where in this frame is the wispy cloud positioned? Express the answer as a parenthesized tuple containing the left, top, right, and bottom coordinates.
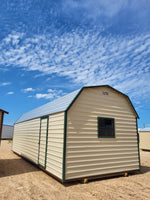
(22, 87, 35, 93)
(35, 89, 64, 99)
(0, 31, 150, 105)
(6, 91, 14, 95)
(0, 82, 11, 86)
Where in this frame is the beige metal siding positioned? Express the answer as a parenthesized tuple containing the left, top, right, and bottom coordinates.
(139, 131, 150, 150)
(46, 112, 64, 179)
(13, 112, 64, 180)
(39, 118, 48, 167)
(66, 87, 139, 180)
(12, 118, 40, 164)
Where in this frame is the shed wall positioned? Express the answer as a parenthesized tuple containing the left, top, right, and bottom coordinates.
(12, 118, 40, 163)
(139, 131, 150, 150)
(13, 112, 64, 180)
(2, 125, 14, 139)
(46, 112, 64, 179)
(66, 87, 139, 180)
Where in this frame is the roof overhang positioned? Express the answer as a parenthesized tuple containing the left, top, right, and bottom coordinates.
(0, 109, 9, 114)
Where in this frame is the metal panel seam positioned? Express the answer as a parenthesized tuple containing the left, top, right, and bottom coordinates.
(45, 116, 49, 169)
(38, 118, 41, 164)
(62, 111, 67, 183)
(136, 118, 141, 170)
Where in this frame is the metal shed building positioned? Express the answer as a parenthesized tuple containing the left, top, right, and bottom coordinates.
(12, 85, 140, 183)
(0, 109, 9, 142)
(139, 128, 150, 150)
(2, 124, 14, 139)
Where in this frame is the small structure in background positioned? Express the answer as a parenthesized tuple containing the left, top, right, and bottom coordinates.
(139, 128, 150, 150)
(0, 109, 9, 142)
(1, 124, 14, 139)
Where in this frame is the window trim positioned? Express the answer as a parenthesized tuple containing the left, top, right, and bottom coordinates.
(97, 117, 115, 138)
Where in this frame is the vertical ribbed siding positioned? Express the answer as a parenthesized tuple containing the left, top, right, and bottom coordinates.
(39, 118, 48, 167)
(139, 131, 150, 150)
(46, 112, 64, 179)
(66, 87, 139, 180)
(12, 118, 40, 164)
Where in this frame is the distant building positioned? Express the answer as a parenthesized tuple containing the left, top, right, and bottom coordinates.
(139, 128, 150, 150)
(1, 124, 14, 139)
(0, 109, 9, 142)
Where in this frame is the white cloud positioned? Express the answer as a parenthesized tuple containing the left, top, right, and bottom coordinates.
(0, 31, 150, 105)
(35, 93, 54, 99)
(22, 87, 35, 92)
(35, 89, 63, 99)
(7, 91, 14, 95)
(1, 82, 11, 86)
(47, 89, 53, 93)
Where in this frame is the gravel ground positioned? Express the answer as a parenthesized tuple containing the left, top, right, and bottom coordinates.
(0, 140, 150, 200)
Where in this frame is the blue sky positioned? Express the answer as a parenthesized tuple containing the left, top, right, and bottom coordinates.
(0, 0, 150, 128)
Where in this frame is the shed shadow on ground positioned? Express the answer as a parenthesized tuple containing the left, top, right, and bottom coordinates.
(140, 165, 150, 174)
(0, 158, 39, 178)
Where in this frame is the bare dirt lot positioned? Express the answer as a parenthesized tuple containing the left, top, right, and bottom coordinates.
(0, 140, 150, 200)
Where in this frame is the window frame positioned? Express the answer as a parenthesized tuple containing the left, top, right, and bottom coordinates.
(97, 117, 115, 138)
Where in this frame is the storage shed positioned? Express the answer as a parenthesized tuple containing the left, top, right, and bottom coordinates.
(12, 85, 140, 183)
(139, 128, 150, 150)
(2, 124, 14, 139)
(0, 109, 9, 142)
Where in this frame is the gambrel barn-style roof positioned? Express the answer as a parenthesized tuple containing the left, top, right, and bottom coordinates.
(16, 85, 139, 124)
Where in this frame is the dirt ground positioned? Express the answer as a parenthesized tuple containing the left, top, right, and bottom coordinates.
(0, 141, 150, 200)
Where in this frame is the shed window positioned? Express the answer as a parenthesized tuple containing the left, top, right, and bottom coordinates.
(98, 117, 115, 138)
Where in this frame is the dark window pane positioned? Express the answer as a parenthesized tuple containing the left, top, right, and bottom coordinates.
(98, 118, 115, 137)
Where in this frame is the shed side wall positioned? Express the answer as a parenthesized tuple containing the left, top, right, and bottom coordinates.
(12, 118, 40, 163)
(46, 112, 64, 179)
(13, 112, 64, 180)
(66, 87, 139, 180)
(139, 131, 150, 150)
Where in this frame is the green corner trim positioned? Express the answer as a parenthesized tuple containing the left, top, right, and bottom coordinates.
(62, 111, 67, 183)
(136, 118, 141, 170)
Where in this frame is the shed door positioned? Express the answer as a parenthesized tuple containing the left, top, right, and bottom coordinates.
(38, 116, 49, 168)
